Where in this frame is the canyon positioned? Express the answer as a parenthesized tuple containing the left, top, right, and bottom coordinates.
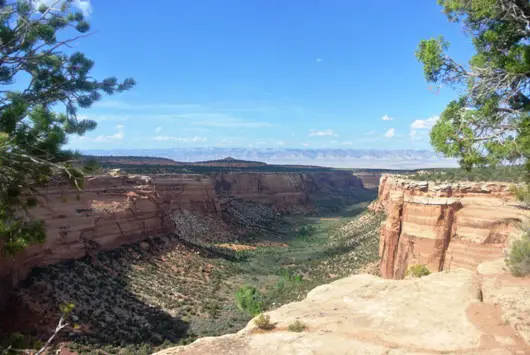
(157, 174, 530, 355)
(371, 174, 529, 279)
(0, 170, 364, 306)
(2, 170, 529, 354)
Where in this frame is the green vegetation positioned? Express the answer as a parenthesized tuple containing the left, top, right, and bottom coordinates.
(0, 1, 134, 255)
(288, 320, 306, 332)
(407, 166, 526, 183)
(1, 333, 43, 355)
(416, 1, 529, 173)
(296, 225, 318, 240)
(82, 161, 340, 175)
(3, 199, 384, 353)
(507, 234, 530, 277)
(406, 265, 431, 278)
(253, 314, 275, 331)
(235, 286, 264, 316)
(510, 184, 530, 205)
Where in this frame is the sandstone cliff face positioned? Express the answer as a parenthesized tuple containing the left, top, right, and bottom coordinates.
(0, 171, 363, 304)
(352, 171, 383, 190)
(372, 174, 529, 279)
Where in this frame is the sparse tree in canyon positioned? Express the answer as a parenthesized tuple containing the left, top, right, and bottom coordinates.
(416, 0, 530, 175)
(0, 0, 135, 255)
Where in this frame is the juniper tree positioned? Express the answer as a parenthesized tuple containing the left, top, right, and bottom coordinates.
(0, 0, 135, 255)
(416, 0, 530, 174)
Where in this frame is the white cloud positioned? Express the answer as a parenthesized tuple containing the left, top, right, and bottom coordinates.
(153, 136, 207, 142)
(385, 128, 395, 138)
(409, 116, 439, 140)
(276, 141, 286, 146)
(309, 129, 337, 137)
(411, 116, 439, 129)
(73, 0, 92, 15)
(316, 58, 323, 63)
(85, 125, 124, 142)
(381, 114, 394, 121)
(155, 126, 162, 133)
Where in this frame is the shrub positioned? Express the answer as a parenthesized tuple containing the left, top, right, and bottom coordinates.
(288, 320, 306, 332)
(508, 234, 530, 277)
(235, 285, 264, 316)
(406, 264, 430, 278)
(253, 314, 274, 330)
(296, 225, 317, 239)
(510, 185, 530, 206)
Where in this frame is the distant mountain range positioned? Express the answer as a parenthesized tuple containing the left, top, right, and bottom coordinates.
(81, 148, 458, 169)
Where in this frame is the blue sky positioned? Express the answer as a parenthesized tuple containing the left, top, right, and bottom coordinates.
(65, 0, 474, 151)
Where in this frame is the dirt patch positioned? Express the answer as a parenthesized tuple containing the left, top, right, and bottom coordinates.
(217, 242, 288, 251)
(466, 302, 528, 352)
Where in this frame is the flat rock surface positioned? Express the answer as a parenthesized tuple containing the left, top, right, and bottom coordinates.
(156, 268, 529, 355)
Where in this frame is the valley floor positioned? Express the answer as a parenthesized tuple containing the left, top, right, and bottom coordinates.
(1, 199, 384, 355)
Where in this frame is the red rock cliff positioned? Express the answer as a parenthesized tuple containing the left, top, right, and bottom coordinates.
(371, 174, 529, 279)
(0, 171, 363, 303)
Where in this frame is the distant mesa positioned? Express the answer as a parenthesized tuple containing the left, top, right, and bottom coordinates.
(83, 155, 182, 166)
(83, 155, 268, 168)
(192, 157, 267, 167)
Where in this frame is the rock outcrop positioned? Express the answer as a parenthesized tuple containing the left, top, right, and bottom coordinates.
(0, 171, 363, 305)
(352, 171, 383, 190)
(371, 175, 529, 279)
(155, 262, 530, 355)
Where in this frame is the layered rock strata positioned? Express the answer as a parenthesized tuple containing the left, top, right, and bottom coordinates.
(371, 175, 529, 279)
(0, 171, 363, 304)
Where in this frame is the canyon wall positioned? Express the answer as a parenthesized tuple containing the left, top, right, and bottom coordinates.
(371, 174, 529, 279)
(352, 171, 383, 190)
(0, 171, 363, 304)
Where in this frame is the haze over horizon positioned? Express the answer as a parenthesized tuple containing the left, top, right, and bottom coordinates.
(82, 147, 458, 169)
(63, 0, 473, 156)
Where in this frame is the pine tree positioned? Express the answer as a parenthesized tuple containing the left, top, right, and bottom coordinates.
(416, 0, 530, 174)
(0, 0, 135, 255)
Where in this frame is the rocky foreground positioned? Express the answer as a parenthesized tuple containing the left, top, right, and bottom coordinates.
(156, 258, 529, 355)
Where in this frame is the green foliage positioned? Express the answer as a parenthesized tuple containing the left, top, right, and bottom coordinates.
(416, 0, 530, 173)
(288, 320, 306, 332)
(407, 166, 525, 182)
(235, 285, 264, 316)
(1, 332, 45, 354)
(59, 302, 75, 315)
(296, 225, 318, 240)
(253, 313, 274, 330)
(81, 157, 103, 175)
(6, 202, 384, 353)
(406, 264, 431, 278)
(507, 234, 530, 277)
(510, 184, 530, 205)
(0, 1, 135, 255)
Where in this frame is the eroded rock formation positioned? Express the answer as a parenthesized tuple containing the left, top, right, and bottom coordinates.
(371, 175, 529, 279)
(155, 260, 530, 355)
(0, 171, 363, 305)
